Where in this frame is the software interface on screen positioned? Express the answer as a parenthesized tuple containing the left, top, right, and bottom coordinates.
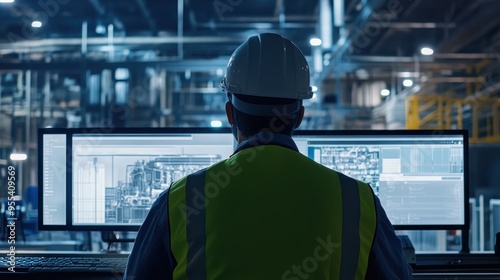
(293, 133, 465, 227)
(42, 134, 67, 226)
(41, 131, 235, 228)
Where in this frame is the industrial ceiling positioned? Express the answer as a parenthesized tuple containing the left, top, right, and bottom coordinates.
(0, 0, 500, 130)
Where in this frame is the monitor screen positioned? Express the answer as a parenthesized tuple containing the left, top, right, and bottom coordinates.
(39, 127, 234, 231)
(293, 130, 469, 230)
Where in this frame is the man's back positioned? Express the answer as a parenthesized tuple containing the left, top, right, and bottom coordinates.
(124, 33, 412, 280)
(168, 141, 378, 279)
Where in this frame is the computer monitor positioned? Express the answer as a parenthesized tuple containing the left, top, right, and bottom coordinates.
(38, 127, 234, 231)
(293, 129, 469, 230)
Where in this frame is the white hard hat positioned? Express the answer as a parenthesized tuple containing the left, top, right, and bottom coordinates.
(220, 33, 313, 100)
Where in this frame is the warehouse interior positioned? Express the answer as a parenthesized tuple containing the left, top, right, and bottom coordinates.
(0, 0, 500, 277)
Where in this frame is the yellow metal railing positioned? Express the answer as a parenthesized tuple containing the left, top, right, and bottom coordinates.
(406, 95, 500, 143)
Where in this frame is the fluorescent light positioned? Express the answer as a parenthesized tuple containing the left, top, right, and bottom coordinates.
(210, 120, 222, 128)
(0, 0, 15, 3)
(380, 89, 390, 97)
(312, 93, 317, 99)
(421, 47, 434, 55)
(95, 24, 106, 34)
(311, 85, 318, 92)
(309, 38, 322, 46)
(31, 21, 42, 28)
(403, 79, 413, 87)
(10, 153, 27, 161)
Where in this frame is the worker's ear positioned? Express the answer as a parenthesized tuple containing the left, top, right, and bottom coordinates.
(294, 106, 305, 129)
(225, 102, 234, 125)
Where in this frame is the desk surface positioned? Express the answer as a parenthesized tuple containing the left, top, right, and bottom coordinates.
(0, 251, 499, 279)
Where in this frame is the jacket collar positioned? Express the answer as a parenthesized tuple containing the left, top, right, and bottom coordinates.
(232, 132, 299, 155)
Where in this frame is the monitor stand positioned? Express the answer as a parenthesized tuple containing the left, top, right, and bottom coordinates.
(398, 235, 416, 265)
(100, 231, 135, 253)
(460, 229, 470, 254)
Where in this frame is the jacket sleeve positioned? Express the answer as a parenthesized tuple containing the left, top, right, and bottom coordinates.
(123, 188, 176, 280)
(365, 195, 413, 280)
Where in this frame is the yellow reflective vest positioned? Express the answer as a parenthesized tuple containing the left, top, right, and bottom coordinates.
(168, 144, 377, 280)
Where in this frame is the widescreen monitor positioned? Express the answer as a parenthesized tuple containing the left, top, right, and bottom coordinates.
(39, 128, 468, 232)
(293, 129, 469, 230)
(38, 127, 234, 231)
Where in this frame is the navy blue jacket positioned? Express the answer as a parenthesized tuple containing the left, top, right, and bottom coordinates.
(124, 133, 413, 279)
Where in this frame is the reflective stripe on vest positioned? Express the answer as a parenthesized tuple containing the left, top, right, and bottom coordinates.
(169, 146, 377, 280)
(185, 170, 207, 280)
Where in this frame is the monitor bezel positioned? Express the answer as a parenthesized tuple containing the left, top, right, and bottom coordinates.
(292, 129, 470, 231)
(38, 127, 233, 231)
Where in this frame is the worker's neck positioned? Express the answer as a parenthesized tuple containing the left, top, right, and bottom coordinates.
(236, 130, 291, 144)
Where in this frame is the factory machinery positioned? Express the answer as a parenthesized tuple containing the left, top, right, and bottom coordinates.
(318, 146, 381, 195)
(104, 155, 222, 225)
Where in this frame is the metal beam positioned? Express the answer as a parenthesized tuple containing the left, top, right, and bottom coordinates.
(453, 0, 484, 24)
(0, 59, 230, 72)
(385, 22, 456, 29)
(321, 0, 388, 81)
(89, 0, 105, 15)
(349, 54, 500, 62)
(89, 0, 124, 31)
(134, 0, 157, 34)
(196, 22, 315, 29)
(369, 0, 422, 54)
(423, 77, 484, 83)
(0, 36, 246, 54)
(433, 53, 500, 59)
(222, 15, 317, 22)
(439, 4, 500, 53)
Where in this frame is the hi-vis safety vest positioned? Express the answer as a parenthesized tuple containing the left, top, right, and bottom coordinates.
(168, 145, 377, 280)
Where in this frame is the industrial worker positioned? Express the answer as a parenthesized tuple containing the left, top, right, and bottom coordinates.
(124, 33, 413, 280)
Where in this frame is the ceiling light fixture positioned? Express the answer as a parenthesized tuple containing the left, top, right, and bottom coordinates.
(420, 47, 434, 55)
(96, 24, 106, 34)
(10, 153, 28, 161)
(31, 21, 42, 28)
(0, 0, 15, 3)
(210, 120, 222, 128)
(403, 79, 413, 87)
(309, 38, 322, 47)
(380, 89, 390, 97)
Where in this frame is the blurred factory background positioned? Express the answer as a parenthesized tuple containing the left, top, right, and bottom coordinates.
(0, 0, 499, 252)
